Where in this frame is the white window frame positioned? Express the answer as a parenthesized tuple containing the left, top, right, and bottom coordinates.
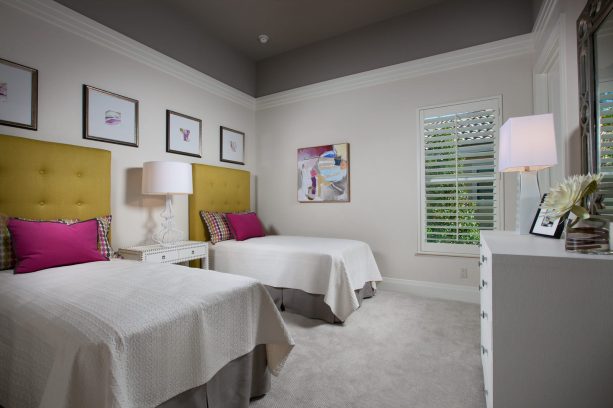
(417, 96, 504, 257)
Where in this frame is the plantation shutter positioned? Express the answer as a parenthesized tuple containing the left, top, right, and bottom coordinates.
(598, 83, 613, 218)
(419, 97, 502, 255)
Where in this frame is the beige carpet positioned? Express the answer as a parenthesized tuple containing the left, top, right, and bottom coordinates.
(252, 290, 485, 408)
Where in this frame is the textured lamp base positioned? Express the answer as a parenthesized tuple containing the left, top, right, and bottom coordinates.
(153, 195, 183, 246)
(517, 171, 541, 235)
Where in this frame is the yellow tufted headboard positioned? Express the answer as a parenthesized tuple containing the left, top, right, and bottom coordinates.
(0, 134, 111, 227)
(188, 163, 250, 251)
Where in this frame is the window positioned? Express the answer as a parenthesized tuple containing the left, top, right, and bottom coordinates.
(598, 83, 613, 218)
(418, 97, 503, 256)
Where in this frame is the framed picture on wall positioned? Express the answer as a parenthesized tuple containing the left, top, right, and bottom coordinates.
(166, 110, 202, 157)
(530, 194, 566, 238)
(297, 143, 350, 203)
(83, 85, 138, 147)
(0, 57, 38, 130)
(220, 126, 245, 165)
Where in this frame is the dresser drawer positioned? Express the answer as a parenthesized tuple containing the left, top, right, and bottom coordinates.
(479, 241, 492, 314)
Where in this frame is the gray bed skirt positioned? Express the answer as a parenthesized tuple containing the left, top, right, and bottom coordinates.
(265, 282, 375, 324)
(158, 344, 270, 408)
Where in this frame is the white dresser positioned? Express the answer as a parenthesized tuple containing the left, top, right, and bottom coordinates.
(479, 231, 613, 408)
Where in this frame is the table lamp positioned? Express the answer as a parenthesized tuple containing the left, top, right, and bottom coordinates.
(142, 161, 193, 245)
(498, 113, 557, 234)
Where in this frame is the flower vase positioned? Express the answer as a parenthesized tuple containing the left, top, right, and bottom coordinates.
(565, 217, 610, 253)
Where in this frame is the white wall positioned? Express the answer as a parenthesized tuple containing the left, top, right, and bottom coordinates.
(0, 2, 256, 249)
(256, 52, 534, 288)
(533, 0, 586, 183)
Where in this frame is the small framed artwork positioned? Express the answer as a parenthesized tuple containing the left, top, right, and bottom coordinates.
(83, 85, 138, 147)
(297, 143, 350, 203)
(530, 194, 566, 238)
(220, 126, 245, 165)
(166, 110, 202, 158)
(0, 58, 38, 130)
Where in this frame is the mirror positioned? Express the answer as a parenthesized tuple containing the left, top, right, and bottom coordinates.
(578, 0, 613, 218)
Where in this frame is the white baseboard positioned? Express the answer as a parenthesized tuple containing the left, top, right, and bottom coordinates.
(378, 277, 479, 304)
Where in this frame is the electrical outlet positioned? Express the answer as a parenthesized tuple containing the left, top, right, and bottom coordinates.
(460, 268, 468, 279)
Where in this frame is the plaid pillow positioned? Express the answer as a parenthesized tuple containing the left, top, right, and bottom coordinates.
(0, 215, 79, 271)
(0, 214, 15, 270)
(95, 215, 113, 258)
(200, 211, 233, 244)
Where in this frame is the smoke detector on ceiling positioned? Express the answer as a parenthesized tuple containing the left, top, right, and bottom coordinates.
(258, 34, 270, 44)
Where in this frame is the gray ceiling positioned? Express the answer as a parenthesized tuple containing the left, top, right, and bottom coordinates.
(166, 0, 446, 60)
(54, 0, 538, 97)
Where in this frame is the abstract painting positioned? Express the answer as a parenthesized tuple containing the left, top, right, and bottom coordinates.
(0, 57, 37, 130)
(297, 143, 350, 202)
(166, 110, 202, 157)
(83, 85, 138, 147)
(220, 126, 245, 165)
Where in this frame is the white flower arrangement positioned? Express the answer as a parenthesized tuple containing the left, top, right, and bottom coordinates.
(541, 174, 604, 225)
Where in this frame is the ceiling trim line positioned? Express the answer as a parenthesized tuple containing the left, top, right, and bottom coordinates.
(532, 0, 560, 49)
(0, 0, 256, 110)
(255, 33, 534, 110)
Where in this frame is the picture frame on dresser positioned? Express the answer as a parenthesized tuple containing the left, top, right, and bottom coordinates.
(0, 57, 38, 130)
(220, 126, 245, 165)
(529, 194, 566, 238)
(83, 85, 139, 147)
(166, 110, 202, 158)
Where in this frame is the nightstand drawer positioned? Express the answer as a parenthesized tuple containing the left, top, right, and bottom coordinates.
(179, 246, 207, 260)
(119, 241, 208, 268)
(143, 251, 179, 263)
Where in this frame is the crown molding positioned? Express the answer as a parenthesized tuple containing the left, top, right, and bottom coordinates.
(256, 34, 534, 110)
(0, 0, 256, 110)
(533, 0, 560, 47)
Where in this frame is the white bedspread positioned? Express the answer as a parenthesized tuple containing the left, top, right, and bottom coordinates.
(209, 236, 382, 321)
(0, 260, 294, 408)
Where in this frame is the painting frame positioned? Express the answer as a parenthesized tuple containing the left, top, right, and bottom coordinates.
(166, 110, 202, 158)
(220, 126, 245, 165)
(83, 84, 139, 147)
(0, 57, 38, 130)
(530, 194, 567, 238)
(297, 143, 350, 203)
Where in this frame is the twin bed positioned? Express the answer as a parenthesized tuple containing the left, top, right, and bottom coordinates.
(188, 164, 382, 323)
(0, 136, 293, 408)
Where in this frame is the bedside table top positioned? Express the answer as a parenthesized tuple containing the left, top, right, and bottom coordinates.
(120, 240, 207, 254)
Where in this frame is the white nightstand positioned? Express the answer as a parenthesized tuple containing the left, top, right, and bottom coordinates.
(118, 241, 209, 269)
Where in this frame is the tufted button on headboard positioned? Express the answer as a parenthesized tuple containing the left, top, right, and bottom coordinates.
(0, 134, 111, 225)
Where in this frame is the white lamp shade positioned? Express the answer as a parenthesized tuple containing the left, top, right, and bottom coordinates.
(498, 113, 557, 172)
(142, 161, 193, 195)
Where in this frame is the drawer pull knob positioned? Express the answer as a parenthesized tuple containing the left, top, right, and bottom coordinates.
(481, 345, 489, 355)
(481, 279, 488, 288)
(481, 255, 487, 263)
(191, 250, 195, 254)
(481, 311, 488, 319)
(162, 255, 166, 260)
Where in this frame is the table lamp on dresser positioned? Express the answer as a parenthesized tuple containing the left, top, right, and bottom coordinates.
(142, 161, 193, 245)
(498, 113, 557, 234)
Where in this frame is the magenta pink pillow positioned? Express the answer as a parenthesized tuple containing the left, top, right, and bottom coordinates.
(225, 213, 265, 241)
(7, 218, 108, 274)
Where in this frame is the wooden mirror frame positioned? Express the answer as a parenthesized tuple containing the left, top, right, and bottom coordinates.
(577, 0, 613, 173)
